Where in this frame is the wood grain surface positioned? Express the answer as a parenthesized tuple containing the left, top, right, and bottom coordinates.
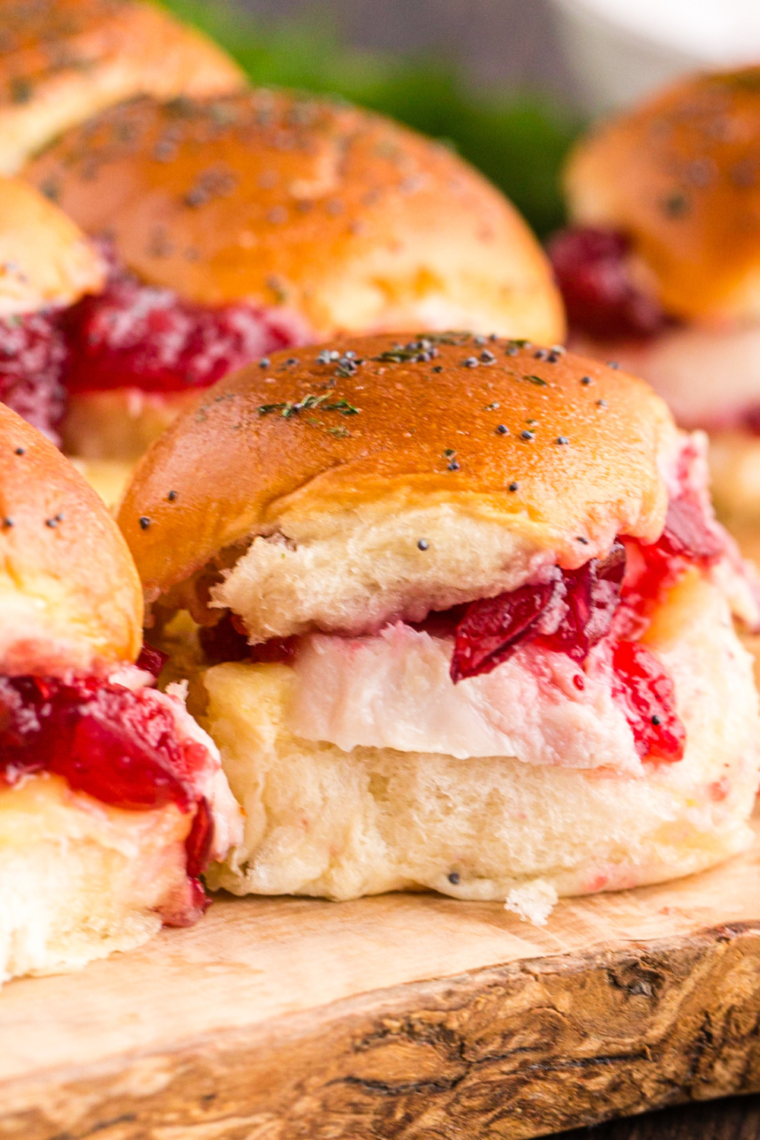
(3, 816, 760, 1139)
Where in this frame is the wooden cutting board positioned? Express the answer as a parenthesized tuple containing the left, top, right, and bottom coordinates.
(2, 816, 760, 1140)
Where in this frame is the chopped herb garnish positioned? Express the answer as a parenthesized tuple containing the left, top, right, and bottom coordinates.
(413, 330, 471, 346)
(523, 374, 547, 386)
(258, 394, 359, 418)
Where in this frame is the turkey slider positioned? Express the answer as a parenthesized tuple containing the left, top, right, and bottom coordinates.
(25, 90, 564, 463)
(0, 403, 240, 984)
(118, 334, 760, 906)
(552, 66, 760, 524)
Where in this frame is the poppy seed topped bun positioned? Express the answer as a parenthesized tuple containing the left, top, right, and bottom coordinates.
(0, 175, 104, 314)
(0, 401, 243, 986)
(565, 67, 760, 323)
(118, 334, 674, 640)
(0, 0, 243, 174)
(0, 403, 141, 675)
(119, 336, 760, 909)
(25, 91, 564, 343)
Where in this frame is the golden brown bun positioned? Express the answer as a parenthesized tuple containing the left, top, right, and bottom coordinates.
(24, 91, 564, 342)
(0, 175, 103, 313)
(566, 67, 760, 322)
(0, 403, 142, 675)
(118, 334, 674, 611)
(0, 0, 243, 174)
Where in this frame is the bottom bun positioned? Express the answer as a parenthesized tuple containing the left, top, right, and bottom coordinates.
(201, 574, 759, 904)
(63, 388, 198, 463)
(0, 773, 193, 984)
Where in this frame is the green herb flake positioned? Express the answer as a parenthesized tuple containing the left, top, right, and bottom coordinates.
(258, 393, 359, 418)
(523, 374, 547, 386)
(413, 330, 471, 346)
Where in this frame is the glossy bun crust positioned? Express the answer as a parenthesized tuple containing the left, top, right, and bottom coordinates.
(0, 0, 243, 175)
(566, 67, 760, 322)
(0, 176, 103, 313)
(119, 334, 674, 605)
(25, 91, 564, 342)
(0, 404, 142, 675)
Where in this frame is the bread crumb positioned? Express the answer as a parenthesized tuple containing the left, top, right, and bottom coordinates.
(505, 880, 558, 926)
(166, 679, 189, 704)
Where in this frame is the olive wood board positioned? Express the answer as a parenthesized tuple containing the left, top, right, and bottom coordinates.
(3, 816, 760, 1140)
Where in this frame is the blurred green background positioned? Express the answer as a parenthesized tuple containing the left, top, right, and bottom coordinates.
(159, 0, 583, 239)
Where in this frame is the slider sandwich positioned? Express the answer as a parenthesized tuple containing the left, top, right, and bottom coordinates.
(24, 90, 564, 468)
(118, 334, 760, 906)
(551, 66, 760, 526)
(0, 175, 104, 442)
(0, 403, 240, 984)
(0, 0, 243, 174)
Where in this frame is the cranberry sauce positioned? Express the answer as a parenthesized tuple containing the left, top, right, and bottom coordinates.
(547, 226, 670, 341)
(0, 310, 68, 444)
(0, 673, 213, 917)
(611, 640, 684, 763)
(61, 250, 300, 395)
(619, 496, 724, 633)
(198, 610, 298, 667)
(444, 494, 724, 763)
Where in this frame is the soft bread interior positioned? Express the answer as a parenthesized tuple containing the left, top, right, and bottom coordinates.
(201, 572, 760, 902)
(0, 774, 192, 984)
(213, 503, 557, 643)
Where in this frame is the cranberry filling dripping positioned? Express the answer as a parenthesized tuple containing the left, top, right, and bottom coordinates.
(0, 674, 213, 916)
(547, 226, 670, 341)
(611, 641, 685, 763)
(62, 245, 302, 395)
(0, 310, 68, 443)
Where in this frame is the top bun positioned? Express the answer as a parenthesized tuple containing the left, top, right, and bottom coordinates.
(118, 334, 674, 642)
(566, 67, 760, 323)
(0, 0, 244, 175)
(0, 403, 142, 676)
(24, 91, 564, 343)
(0, 176, 104, 314)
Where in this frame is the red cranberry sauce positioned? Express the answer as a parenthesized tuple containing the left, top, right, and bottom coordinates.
(449, 543, 627, 684)
(0, 672, 213, 920)
(445, 494, 724, 763)
(611, 640, 685, 763)
(547, 226, 671, 341)
(0, 310, 68, 444)
(61, 250, 302, 395)
(198, 610, 298, 667)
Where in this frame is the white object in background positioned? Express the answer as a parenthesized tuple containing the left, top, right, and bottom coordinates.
(552, 0, 760, 114)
